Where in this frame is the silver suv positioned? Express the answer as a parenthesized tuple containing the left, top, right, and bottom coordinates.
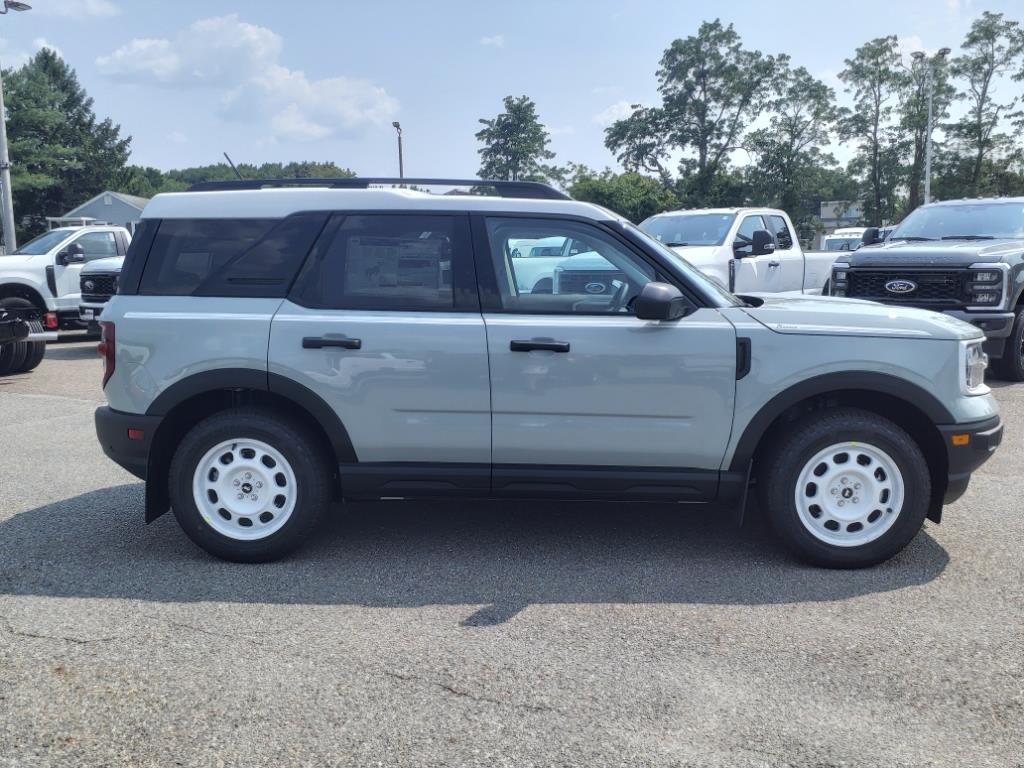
(94, 178, 1002, 566)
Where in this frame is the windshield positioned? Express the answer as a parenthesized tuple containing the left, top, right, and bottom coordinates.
(823, 238, 861, 252)
(10, 229, 71, 256)
(639, 212, 737, 247)
(624, 221, 743, 306)
(890, 202, 1024, 241)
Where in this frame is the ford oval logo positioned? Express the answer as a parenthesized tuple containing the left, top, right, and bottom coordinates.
(83, 280, 95, 291)
(885, 279, 917, 295)
(584, 282, 606, 294)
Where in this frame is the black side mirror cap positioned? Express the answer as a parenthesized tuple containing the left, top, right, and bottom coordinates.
(862, 227, 881, 246)
(750, 229, 776, 256)
(635, 281, 691, 321)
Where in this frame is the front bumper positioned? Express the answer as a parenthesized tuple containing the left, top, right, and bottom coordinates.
(938, 415, 1003, 504)
(79, 300, 110, 322)
(95, 406, 162, 480)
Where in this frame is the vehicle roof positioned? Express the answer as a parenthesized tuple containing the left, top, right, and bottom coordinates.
(142, 188, 620, 221)
(646, 207, 786, 218)
(926, 197, 1024, 207)
(828, 228, 865, 236)
(46, 224, 126, 234)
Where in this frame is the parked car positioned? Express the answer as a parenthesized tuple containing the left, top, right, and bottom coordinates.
(79, 256, 124, 331)
(639, 208, 837, 294)
(95, 178, 1000, 567)
(822, 228, 868, 252)
(0, 224, 132, 335)
(830, 198, 1024, 380)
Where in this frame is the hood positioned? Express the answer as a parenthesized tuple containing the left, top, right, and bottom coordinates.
(739, 293, 983, 342)
(81, 256, 124, 273)
(0, 253, 42, 270)
(844, 239, 1024, 267)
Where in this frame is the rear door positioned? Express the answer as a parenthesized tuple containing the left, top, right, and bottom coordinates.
(476, 215, 737, 500)
(269, 213, 492, 495)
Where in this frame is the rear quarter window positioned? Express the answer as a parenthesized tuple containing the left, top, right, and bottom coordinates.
(138, 214, 328, 297)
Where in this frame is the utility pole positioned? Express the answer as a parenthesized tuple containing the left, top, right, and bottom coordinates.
(392, 121, 404, 179)
(912, 47, 951, 206)
(0, 66, 16, 252)
(0, 0, 33, 253)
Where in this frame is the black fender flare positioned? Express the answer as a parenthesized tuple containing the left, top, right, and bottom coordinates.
(728, 371, 953, 472)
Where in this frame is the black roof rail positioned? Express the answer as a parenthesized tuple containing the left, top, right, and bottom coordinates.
(185, 177, 571, 200)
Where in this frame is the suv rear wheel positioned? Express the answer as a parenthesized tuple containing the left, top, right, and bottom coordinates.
(758, 408, 931, 568)
(169, 409, 332, 562)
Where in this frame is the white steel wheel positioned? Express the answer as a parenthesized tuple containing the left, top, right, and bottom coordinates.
(191, 438, 298, 541)
(794, 441, 905, 548)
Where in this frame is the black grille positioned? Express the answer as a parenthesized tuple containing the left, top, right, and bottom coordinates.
(80, 272, 118, 302)
(846, 270, 966, 305)
(556, 270, 625, 296)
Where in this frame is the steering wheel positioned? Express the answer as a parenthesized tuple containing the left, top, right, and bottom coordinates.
(609, 280, 630, 313)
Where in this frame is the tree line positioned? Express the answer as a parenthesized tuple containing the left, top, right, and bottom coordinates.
(477, 13, 1024, 235)
(3, 12, 1023, 244)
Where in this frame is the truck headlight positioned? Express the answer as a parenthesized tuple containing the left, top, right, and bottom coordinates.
(961, 340, 989, 395)
(970, 270, 1001, 283)
(970, 290, 1001, 305)
(831, 265, 849, 297)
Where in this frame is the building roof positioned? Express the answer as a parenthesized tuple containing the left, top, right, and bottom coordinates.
(62, 190, 151, 218)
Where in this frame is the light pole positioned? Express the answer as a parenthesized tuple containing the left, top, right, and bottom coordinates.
(392, 121, 404, 179)
(0, 1, 32, 253)
(911, 47, 951, 206)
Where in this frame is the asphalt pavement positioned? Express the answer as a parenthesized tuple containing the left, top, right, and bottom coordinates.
(0, 339, 1021, 767)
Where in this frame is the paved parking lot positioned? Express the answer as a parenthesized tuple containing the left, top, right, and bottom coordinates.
(0, 340, 1021, 767)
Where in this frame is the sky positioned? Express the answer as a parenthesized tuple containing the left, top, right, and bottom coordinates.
(0, 0, 1022, 179)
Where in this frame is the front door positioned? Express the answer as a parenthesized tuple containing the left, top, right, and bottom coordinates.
(53, 230, 120, 310)
(732, 214, 783, 293)
(269, 213, 492, 495)
(477, 215, 737, 500)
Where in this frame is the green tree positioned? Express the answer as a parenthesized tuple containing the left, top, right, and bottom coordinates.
(475, 95, 555, 181)
(901, 54, 955, 213)
(947, 11, 1024, 195)
(4, 49, 131, 240)
(605, 19, 782, 205)
(838, 36, 908, 226)
(562, 165, 678, 222)
(746, 65, 837, 221)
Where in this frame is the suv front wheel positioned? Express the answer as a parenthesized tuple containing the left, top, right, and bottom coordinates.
(758, 408, 931, 568)
(169, 409, 332, 562)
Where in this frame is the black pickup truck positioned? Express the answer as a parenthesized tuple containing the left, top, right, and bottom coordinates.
(830, 198, 1024, 380)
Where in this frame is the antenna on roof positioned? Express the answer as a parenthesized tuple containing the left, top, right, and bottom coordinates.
(223, 152, 243, 180)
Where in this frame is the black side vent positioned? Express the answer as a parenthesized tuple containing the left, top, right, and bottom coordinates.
(45, 265, 57, 297)
(736, 338, 752, 380)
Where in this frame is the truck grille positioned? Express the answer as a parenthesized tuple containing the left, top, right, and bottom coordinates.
(846, 270, 966, 306)
(556, 270, 626, 296)
(80, 273, 118, 303)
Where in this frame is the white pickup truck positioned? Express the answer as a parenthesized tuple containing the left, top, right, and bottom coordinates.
(638, 207, 838, 294)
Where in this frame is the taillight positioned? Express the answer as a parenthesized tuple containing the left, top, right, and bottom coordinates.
(44, 312, 58, 330)
(98, 321, 115, 387)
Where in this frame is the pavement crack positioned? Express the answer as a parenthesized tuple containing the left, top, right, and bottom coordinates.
(383, 670, 556, 714)
(0, 615, 120, 645)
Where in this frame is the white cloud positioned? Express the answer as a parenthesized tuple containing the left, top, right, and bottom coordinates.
(33, 0, 119, 17)
(897, 34, 930, 58)
(479, 34, 504, 48)
(592, 100, 636, 126)
(547, 125, 575, 137)
(0, 36, 64, 67)
(96, 14, 398, 142)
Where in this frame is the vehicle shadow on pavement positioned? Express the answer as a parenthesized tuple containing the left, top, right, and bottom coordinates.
(40, 344, 99, 361)
(0, 483, 949, 626)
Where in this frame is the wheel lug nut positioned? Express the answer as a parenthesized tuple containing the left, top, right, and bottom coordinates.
(838, 500, 845, 507)
(237, 493, 244, 500)
(853, 497, 859, 503)
(256, 481, 263, 489)
(830, 488, 838, 495)
(854, 483, 861, 489)
(233, 480, 240, 487)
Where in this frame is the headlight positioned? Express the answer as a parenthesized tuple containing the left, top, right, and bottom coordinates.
(961, 340, 989, 395)
(967, 264, 1007, 309)
(970, 270, 1000, 283)
(831, 265, 849, 296)
(970, 290, 1001, 305)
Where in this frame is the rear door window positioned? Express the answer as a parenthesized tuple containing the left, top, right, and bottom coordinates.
(291, 214, 472, 311)
(768, 215, 794, 250)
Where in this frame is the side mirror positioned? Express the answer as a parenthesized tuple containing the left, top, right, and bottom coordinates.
(634, 281, 690, 321)
(862, 227, 881, 246)
(58, 243, 86, 266)
(750, 229, 776, 257)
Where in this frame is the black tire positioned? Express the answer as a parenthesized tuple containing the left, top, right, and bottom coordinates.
(757, 407, 931, 568)
(993, 307, 1024, 381)
(0, 298, 46, 375)
(15, 341, 46, 373)
(0, 341, 21, 375)
(822, 279, 831, 296)
(168, 408, 332, 562)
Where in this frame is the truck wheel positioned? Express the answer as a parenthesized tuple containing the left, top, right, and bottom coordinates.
(994, 308, 1024, 381)
(758, 408, 931, 568)
(168, 409, 331, 562)
(15, 342, 46, 373)
(0, 341, 25, 375)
